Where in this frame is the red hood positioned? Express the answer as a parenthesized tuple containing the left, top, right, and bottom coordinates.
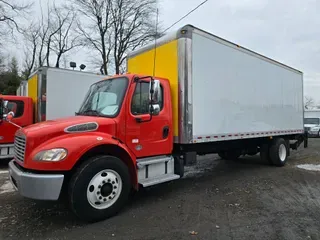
(20, 116, 117, 142)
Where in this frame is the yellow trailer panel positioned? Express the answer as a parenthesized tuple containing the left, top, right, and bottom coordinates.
(27, 73, 38, 122)
(127, 40, 179, 137)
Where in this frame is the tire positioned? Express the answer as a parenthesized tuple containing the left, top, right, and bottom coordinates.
(269, 138, 288, 167)
(68, 155, 131, 222)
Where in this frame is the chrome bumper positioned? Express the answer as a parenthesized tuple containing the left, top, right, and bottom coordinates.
(8, 160, 64, 200)
(308, 131, 319, 136)
(0, 144, 14, 159)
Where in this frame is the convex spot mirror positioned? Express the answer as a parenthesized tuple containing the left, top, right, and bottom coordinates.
(149, 79, 161, 116)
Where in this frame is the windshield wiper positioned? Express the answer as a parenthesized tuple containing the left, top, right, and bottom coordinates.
(78, 109, 102, 116)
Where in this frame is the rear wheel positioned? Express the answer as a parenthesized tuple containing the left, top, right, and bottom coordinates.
(68, 155, 131, 222)
(269, 138, 288, 167)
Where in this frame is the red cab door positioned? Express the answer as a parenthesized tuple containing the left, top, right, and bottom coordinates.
(125, 79, 173, 158)
(0, 98, 31, 145)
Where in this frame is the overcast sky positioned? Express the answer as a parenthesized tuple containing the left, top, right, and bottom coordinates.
(10, 0, 320, 103)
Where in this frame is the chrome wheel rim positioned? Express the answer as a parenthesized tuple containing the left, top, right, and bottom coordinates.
(278, 144, 287, 162)
(86, 169, 122, 210)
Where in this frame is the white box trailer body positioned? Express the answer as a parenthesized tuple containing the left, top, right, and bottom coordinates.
(127, 25, 304, 144)
(21, 67, 106, 122)
(16, 81, 28, 96)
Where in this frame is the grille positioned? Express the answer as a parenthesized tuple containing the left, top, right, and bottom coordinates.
(14, 134, 26, 162)
(305, 127, 311, 131)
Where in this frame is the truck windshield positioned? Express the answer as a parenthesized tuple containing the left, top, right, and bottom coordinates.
(304, 118, 320, 125)
(78, 77, 128, 117)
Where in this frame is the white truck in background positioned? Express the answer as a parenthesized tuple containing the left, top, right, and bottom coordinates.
(0, 67, 106, 160)
(304, 110, 320, 137)
(16, 67, 107, 121)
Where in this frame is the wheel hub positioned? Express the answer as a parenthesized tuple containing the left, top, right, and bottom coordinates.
(86, 169, 122, 210)
(100, 183, 113, 197)
(278, 144, 287, 161)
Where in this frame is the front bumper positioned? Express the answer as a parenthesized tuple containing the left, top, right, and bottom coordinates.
(308, 131, 319, 137)
(8, 160, 64, 200)
(0, 144, 14, 159)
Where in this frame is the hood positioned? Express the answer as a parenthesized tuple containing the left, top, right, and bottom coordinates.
(304, 124, 319, 128)
(20, 116, 117, 142)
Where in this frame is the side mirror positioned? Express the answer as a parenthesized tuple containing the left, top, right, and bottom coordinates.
(3, 100, 8, 109)
(150, 104, 160, 116)
(149, 79, 161, 116)
(5, 111, 15, 122)
(149, 79, 161, 104)
(0, 99, 9, 121)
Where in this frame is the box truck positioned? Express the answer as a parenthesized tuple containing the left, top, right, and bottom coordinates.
(3, 25, 307, 222)
(0, 67, 106, 159)
(304, 109, 320, 137)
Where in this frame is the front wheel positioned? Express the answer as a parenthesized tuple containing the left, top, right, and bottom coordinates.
(68, 155, 131, 222)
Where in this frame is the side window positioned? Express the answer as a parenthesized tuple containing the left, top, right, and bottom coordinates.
(131, 82, 164, 115)
(6, 100, 24, 118)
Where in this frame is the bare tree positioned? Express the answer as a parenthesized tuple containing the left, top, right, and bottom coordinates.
(305, 96, 315, 109)
(24, 2, 82, 68)
(72, 0, 160, 75)
(50, 6, 81, 68)
(110, 0, 160, 74)
(0, 0, 32, 32)
(73, 0, 113, 75)
(37, 2, 51, 67)
(22, 23, 40, 79)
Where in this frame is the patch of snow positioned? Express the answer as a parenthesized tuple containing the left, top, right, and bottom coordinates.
(0, 180, 15, 194)
(297, 164, 320, 171)
(183, 166, 204, 178)
(0, 170, 8, 175)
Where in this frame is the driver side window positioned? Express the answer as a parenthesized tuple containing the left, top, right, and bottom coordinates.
(6, 100, 24, 118)
(131, 82, 163, 115)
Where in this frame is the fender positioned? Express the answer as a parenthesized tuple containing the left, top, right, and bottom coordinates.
(25, 132, 136, 174)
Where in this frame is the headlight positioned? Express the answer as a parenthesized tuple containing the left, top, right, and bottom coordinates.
(311, 127, 320, 131)
(34, 148, 67, 162)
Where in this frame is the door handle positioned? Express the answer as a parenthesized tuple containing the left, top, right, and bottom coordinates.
(162, 126, 169, 139)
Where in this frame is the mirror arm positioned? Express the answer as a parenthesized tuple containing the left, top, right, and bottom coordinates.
(134, 75, 154, 82)
(7, 121, 22, 129)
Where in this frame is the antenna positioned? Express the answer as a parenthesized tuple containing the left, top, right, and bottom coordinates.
(152, 8, 159, 77)
(162, 0, 209, 34)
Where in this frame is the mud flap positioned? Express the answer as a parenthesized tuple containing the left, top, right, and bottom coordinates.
(304, 131, 308, 148)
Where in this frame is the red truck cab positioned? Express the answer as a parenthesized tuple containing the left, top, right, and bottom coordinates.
(7, 74, 174, 222)
(0, 95, 33, 159)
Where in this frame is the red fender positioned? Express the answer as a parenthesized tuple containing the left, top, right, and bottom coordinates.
(25, 132, 137, 187)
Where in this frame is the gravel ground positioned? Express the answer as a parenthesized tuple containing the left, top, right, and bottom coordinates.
(0, 139, 320, 240)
